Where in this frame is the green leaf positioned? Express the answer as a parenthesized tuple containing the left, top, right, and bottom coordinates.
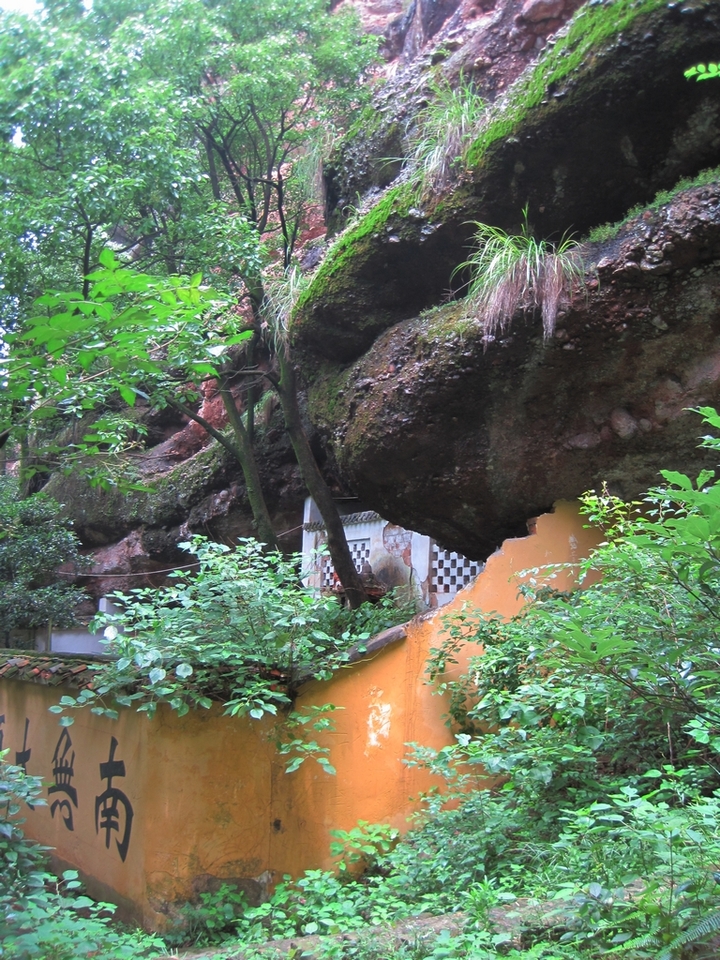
(98, 248, 118, 269)
(118, 385, 137, 407)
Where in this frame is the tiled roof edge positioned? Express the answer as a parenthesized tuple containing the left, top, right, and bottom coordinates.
(0, 651, 112, 689)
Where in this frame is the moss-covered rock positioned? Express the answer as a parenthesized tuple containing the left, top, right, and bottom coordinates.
(293, 0, 720, 366)
(43, 411, 308, 560)
(307, 181, 720, 558)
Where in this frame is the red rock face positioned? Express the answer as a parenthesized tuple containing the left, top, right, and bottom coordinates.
(334, 0, 405, 36)
(519, 0, 566, 23)
(337, 0, 584, 63)
(323, 0, 588, 224)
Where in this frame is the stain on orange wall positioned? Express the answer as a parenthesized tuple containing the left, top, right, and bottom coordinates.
(0, 502, 601, 929)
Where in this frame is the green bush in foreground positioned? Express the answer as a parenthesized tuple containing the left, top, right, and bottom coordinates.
(0, 477, 87, 647)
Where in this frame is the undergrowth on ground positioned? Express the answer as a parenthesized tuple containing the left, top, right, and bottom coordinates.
(0, 754, 165, 960)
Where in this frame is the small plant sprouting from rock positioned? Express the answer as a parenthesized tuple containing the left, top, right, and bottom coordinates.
(406, 73, 486, 197)
(685, 62, 720, 81)
(586, 165, 720, 245)
(261, 265, 310, 359)
(454, 210, 585, 345)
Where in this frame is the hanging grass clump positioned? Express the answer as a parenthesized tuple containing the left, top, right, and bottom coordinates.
(455, 210, 586, 345)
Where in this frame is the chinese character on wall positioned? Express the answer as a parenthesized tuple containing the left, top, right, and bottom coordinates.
(95, 737, 134, 862)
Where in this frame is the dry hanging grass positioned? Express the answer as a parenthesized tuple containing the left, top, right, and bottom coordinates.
(455, 212, 585, 344)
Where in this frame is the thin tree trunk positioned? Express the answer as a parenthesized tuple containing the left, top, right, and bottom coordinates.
(205, 137, 222, 201)
(275, 356, 368, 609)
(216, 376, 280, 551)
(245, 333, 260, 446)
(18, 432, 30, 497)
(167, 391, 280, 552)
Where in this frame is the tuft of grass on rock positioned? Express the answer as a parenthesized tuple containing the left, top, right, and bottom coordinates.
(454, 211, 585, 344)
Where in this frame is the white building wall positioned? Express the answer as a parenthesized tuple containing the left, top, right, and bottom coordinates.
(302, 498, 484, 608)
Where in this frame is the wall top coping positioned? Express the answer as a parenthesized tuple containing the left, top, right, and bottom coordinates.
(0, 651, 113, 689)
(0, 623, 411, 695)
(304, 510, 381, 532)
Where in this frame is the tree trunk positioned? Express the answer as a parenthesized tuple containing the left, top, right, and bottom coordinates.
(167, 389, 280, 552)
(216, 377, 281, 552)
(275, 356, 368, 609)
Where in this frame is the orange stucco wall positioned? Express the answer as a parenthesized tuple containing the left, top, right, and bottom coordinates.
(0, 501, 601, 929)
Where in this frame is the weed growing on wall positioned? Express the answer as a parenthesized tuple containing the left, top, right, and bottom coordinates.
(685, 62, 720, 81)
(454, 211, 585, 343)
(405, 74, 486, 197)
(50, 536, 410, 732)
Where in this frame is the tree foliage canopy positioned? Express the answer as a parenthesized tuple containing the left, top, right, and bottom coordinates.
(0, 0, 375, 321)
(0, 0, 377, 603)
(0, 476, 86, 641)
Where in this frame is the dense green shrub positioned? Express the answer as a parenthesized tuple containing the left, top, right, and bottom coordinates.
(0, 477, 86, 646)
(52, 536, 413, 726)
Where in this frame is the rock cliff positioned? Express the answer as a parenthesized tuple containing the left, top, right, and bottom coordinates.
(293, 0, 720, 558)
(53, 0, 720, 578)
(305, 185, 720, 558)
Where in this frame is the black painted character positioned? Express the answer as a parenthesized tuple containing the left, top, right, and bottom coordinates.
(48, 728, 78, 831)
(95, 736, 134, 862)
(15, 717, 31, 771)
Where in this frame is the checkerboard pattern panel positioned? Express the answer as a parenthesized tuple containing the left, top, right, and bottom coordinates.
(321, 539, 371, 588)
(431, 546, 481, 594)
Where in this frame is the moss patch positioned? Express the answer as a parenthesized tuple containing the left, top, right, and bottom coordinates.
(465, 0, 670, 169)
(586, 165, 720, 243)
